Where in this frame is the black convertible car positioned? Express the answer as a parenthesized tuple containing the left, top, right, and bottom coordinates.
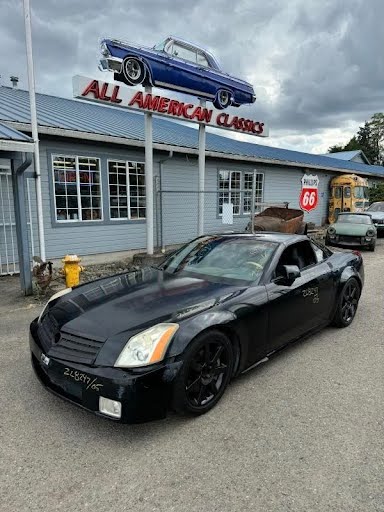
(30, 233, 364, 423)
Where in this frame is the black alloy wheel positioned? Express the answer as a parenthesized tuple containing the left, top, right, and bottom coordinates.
(173, 330, 234, 415)
(332, 277, 360, 328)
(122, 57, 146, 85)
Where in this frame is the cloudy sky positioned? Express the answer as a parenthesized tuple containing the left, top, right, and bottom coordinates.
(1, 0, 383, 153)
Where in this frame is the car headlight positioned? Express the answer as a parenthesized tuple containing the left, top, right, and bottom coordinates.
(100, 41, 110, 57)
(38, 288, 72, 323)
(328, 226, 336, 235)
(366, 229, 375, 237)
(114, 323, 179, 368)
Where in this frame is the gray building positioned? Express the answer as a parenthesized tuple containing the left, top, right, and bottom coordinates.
(1, 85, 384, 281)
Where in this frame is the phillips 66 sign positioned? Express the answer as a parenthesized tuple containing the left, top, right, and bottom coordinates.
(299, 174, 319, 212)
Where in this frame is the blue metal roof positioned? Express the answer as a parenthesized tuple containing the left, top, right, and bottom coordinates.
(0, 120, 32, 142)
(323, 150, 362, 161)
(0, 85, 383, 177)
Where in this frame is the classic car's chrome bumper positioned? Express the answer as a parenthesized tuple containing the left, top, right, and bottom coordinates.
(99, 57, 122, 73)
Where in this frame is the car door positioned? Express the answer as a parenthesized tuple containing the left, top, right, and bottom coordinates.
(265, 240, 334, 352)
(164, 41, 211, 97)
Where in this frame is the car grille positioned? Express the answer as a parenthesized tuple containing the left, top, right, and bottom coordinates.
(48, 331, 106, 365)
(338, 235, 362, 244)
(38, 313, 106, 365)
(38, 313, 60, 352)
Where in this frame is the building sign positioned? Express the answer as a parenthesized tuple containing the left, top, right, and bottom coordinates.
(73, 76, 268, 137)
(299, 174, 319, 212)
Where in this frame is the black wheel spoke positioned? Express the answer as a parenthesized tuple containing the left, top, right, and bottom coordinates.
(208, 381, 218, 395)
(196, 384, 206, 406)
(210, 345, 223, 365)
(210, 364, 227, 376)
(186, 375, 201, 392)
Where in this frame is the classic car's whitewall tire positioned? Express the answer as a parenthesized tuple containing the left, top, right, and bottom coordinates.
(213, 89, 232, 109)
(122, 57, 146, 85)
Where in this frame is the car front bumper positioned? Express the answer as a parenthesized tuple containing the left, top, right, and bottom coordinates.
(99, 57, 123, 73)
(373, 223, 384, 232)
(29, 319, 182, 423)
(327, 235, 376, 247)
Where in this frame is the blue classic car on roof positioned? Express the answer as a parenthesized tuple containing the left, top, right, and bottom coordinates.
(99, 36, 256, 110)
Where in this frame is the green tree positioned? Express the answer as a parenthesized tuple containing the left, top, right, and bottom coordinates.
(368, 113, 384, 165)
(356, 122, 378, 164)
(369, 183, 384, 203)
(328, 113, 384, 166)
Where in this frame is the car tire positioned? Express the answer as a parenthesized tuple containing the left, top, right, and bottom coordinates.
(325, 235, 331, 246)
(213, 89, 232, 110)
(122, 57, 146, 85)
(172, 329, 234, 416)
(331, 277, 361, 328)
(368, 243, 376, 252)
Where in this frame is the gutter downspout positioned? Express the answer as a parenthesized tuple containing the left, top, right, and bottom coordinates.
(12, 153, 33, 295)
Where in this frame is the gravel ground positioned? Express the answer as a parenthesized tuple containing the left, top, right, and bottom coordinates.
(0, 240, 383, 512)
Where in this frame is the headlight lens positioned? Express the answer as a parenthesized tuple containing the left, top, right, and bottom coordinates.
(100, 42, 110, 57)
(328, 226, 336, 235)
(366, 229, 375, 237)
(114, 323, 179, 368)
(38, 287, 72, 322)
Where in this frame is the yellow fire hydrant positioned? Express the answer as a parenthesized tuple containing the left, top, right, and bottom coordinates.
(61, 254, 84, 288)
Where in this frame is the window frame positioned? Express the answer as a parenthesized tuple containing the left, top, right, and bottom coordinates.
(218, 169, 264, 217)
(51, 154, 103, 223)
(243, 172, 264, 214)
(107, 159, 146, 221)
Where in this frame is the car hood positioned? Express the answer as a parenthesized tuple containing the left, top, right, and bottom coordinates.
(367, 211, 384, 221)
(332, 223, 373, 235)
(48, 268, 244, 341)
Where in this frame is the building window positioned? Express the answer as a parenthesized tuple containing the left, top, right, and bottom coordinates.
(243, 172, 264, 213)
(218, 170, 264, 215)
(219, 170, 241, 215)
(53, 155, 102, 222)
(108, 160, 146, 220)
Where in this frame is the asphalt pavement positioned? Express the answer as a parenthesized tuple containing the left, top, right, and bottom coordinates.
(0, 241, 383, 512)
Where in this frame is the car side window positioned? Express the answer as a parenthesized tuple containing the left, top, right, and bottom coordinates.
(172, 43, 197, 63)
(274, 241, 317, 278)
(197, 52, 209, 67)
(310, 241, 328, 263)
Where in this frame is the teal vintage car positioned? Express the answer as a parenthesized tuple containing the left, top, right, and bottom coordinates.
(325, 213, 377, 251)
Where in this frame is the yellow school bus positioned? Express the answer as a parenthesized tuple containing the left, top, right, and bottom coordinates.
(328, 174, 369, 224)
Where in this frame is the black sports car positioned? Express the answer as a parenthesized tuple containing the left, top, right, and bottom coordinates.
(30, 233, 364, 423)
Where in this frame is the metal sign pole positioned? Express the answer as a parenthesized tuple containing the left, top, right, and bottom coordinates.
(251, 169, 257, 234)
(197, 99, 206, 236)
(23, 0, 46, 262)
(144, 85, 154, 255)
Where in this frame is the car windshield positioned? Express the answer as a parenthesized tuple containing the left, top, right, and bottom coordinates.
(153, 39, 167, 51)
(337, 214, 372, 225)
(367, 202, 384, 212)
(162, 236, 278, 284)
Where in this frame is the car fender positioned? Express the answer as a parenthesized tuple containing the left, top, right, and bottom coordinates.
(339, 265, 363, 294)
(121, 52, 154, 85)
(167, 309, 237, 359)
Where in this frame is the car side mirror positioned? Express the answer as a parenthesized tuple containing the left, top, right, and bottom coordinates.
(283, 265, 301, 284)
(275, 265, 301, 285)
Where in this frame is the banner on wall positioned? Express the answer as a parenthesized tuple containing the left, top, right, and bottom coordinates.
(299, 174, 319, 212)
